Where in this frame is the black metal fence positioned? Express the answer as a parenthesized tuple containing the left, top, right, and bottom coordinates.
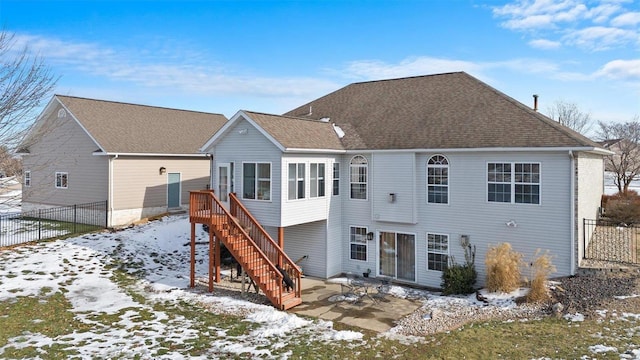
(584, 218, 639, 264)
(0, 201, 108, 247)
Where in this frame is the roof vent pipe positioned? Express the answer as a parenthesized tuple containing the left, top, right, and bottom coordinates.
(533, 94, 539, 112)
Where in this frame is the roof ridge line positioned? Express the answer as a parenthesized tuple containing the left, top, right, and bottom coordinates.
(55, 94, 226, 117)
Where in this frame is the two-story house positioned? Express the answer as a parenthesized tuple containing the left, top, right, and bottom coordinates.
(198, 72, 609, 292)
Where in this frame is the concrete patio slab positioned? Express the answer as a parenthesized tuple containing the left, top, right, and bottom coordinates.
(290, 277, 422, 333)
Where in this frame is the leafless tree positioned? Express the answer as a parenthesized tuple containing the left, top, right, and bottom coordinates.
(0, 31, 57, 209)
(1, 31, 57, 149)
(546, 100, 593, 135)
(598, 116, 640, 194)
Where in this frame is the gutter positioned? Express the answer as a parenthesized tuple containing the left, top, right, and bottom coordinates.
(109, 154, 118, 227)
(94, 152, 209, 157)
(569, 150, 576, 275)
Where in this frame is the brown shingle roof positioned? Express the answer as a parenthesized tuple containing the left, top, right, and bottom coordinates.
(243, 111, 344, 150)
(284, 72, 601, 150)
(57, 95, 227, 154)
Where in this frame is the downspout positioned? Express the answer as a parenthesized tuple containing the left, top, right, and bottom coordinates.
(109, 154, 118, 227)
(569, 150, 576, 275)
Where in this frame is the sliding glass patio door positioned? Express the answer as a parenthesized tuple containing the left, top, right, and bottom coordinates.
(378, 231, 415, 282)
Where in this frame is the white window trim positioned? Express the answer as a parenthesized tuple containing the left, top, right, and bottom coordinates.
(310, 162, 326, 198)
(241, 161, 272, 201)
(287, 162, 306, 201)
(427, 232, 449, 272)
(55, 172, 68, 189)
(486, 161, 541, 205)
(427, 154, 450, 205)
(349, 155, 368, 201)
(349, 225, 369, 262)
(24, 171, 31, 187)
(332, 162, 340, 196)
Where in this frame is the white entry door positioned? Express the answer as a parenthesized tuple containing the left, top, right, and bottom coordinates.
(217, 163, 232, 208)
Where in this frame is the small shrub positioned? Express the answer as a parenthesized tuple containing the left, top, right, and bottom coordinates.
(485, 242, 523, 293)
(525, 250, 556, 303)
(441, 242, 477, 295)
(441, 262, 477, 295)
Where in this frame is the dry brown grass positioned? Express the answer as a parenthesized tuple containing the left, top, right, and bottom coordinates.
(485, 243, 523, 292)
(525, 250, 556, 303)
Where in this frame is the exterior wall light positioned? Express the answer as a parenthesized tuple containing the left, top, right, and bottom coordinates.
(159, 167, 166, 175)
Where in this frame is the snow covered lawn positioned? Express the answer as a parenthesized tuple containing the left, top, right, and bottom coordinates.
(1, 215, 639, 359)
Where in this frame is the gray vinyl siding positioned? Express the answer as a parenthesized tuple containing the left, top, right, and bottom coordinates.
(371, 153, 417, 224)
(340, 150, 573, 288)
(21, 103, 108, 206)
(326, 157, 343, 278)
(209, 117, 283, 227)
(112, 157, 209, 210)
(576, 152, 605, 263)
(278, 221, 326, 278)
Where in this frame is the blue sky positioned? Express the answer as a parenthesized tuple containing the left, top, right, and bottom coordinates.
(1, 0, 639, 131)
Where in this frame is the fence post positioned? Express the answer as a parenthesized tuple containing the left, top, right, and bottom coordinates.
(105, 200, 108, 228)
(73, 204, 77, 233)
(38, 209, 42, 241)
(582, 218, 586, 260)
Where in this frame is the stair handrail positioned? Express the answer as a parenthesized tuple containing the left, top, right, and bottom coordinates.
(229, 192, 302, 297)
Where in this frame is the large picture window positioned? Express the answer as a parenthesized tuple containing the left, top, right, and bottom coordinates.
(288, 163, 305, 200)
(349, 155, 367, 200)
(427, 233, 449, 271)
(350, 226, 368, 261)
(427, 155, 449, 204)
(55, 172, 68, 189)
(488, 162, 540, 204)
(243, 163, 271, 200)
(310, 163, 325, 198)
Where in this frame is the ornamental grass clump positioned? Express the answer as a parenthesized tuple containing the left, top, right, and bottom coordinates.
(485, 242, 523, 293)
(525, 250, 556, 303)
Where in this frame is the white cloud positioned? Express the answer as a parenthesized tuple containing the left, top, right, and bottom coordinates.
(339, 57, 483, 81)
(529, 38, 562, 49)
(493, 0, 588, 30)
(564, 26, 639, 51)
(493, 0, 639, 50)
(611, 12, 640, 26)
(10, 33, 338, 99)
(595, 59, 640, 80)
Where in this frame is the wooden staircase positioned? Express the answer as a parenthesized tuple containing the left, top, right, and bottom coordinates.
(189, 190, 302, 310)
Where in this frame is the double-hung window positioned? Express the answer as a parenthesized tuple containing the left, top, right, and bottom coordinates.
(288, 163, 305, 200)
(243, 163, 271, 200)
(427, 233, 449, 271)
(55, 172, 68, 189)
(24, 171, 31, 187)
(310, 163, 325, 198)
(427, 155, 449, 204)
(349, 155, 367, 200)
(487, 162, 540, 204)
(350, 226, 368, 261)
(332, 163, 340, 196)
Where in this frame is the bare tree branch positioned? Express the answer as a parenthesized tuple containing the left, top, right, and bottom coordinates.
(1, 31, 58, 150)
(0, 30, 58, 209)
(598, 116, 640, 194)
(546, 100, 593, 135)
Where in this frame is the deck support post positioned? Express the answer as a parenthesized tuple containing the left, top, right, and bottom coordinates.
(190, 222, 196, 288)
(208, 226, 214, 292)
(214, 234, 221, 283)
(278, 227, 284, 266)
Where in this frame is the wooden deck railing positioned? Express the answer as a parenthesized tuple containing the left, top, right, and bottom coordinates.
(230, 192, 302, 300)
(189, 190, 301, 309)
